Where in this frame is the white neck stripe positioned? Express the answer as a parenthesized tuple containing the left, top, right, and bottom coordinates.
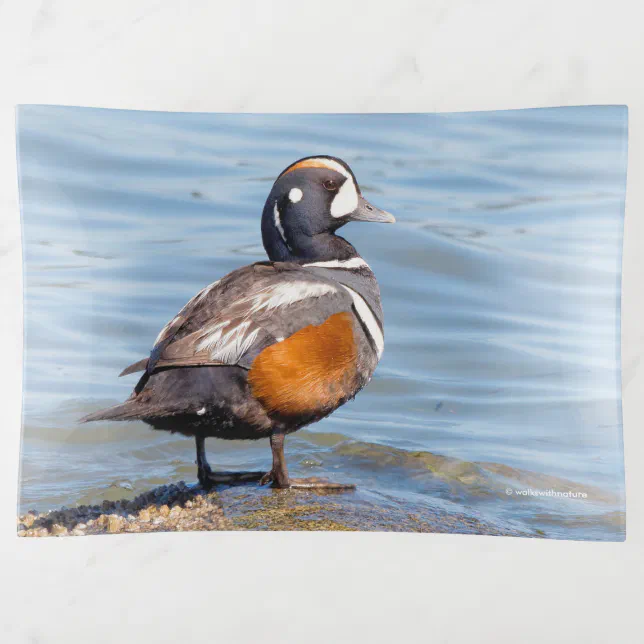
(273, 201, 291, 250)
(304, 258, 370, 270)
(341, 285, 384, 359)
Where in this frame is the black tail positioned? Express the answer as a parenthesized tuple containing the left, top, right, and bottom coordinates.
(119, 358, 149, 377)
(79, 401, 143, 423)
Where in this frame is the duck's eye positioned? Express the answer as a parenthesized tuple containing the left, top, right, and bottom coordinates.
(323, 179, 338, 191)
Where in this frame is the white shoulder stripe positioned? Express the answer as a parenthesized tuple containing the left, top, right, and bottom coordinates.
(304, 257, 370, 270)
(341, 285, 384, 358)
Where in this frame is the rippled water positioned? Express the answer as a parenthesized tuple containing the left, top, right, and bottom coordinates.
(17, 105, 627, 540)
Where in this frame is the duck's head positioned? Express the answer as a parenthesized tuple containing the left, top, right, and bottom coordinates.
(261, 155, 395, 262)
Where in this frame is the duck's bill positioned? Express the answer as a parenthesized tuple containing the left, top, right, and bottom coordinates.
(349, 196, 396, 223)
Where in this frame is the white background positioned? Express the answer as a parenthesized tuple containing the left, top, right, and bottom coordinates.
(1, 2, 643, 642)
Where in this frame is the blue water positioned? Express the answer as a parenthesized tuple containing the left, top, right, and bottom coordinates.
(17, 105, 627, 539)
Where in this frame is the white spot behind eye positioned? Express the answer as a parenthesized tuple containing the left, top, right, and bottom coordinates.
(289, 188, 303, 203)
(330, 178, 359, 217)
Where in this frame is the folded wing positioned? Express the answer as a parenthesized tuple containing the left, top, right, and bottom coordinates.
(121, 262, 354, 378)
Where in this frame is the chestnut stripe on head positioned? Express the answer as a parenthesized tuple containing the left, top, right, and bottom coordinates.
(279, 157, 353, 180)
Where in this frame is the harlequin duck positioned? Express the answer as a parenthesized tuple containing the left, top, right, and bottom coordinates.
(82, 156, 395, 490)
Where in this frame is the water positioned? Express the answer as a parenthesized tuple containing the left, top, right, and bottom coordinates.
(17, 105, 627, 540)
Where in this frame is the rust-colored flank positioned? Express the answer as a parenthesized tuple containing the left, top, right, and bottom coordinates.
(248, 312, 358, 417)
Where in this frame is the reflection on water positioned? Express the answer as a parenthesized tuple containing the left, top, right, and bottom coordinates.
(17, 106, 627, 540)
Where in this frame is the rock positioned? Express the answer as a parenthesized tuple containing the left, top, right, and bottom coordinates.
(16, 481, 241, 536)
(107, 515, 122, 534)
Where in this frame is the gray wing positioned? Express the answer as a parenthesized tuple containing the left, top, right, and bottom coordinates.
(120, 262, 354, 376)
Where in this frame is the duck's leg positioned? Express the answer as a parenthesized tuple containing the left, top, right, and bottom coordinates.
(260, 432, 355, 490)
(195, 436, 265, 489)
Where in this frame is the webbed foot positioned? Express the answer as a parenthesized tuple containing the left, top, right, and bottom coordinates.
(259, 470, 355, 491)
(198, 467, 265, 489)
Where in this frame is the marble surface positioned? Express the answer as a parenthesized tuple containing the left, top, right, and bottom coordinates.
(1, 1, 643, 642)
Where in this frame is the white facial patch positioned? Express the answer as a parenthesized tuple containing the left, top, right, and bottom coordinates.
(273, 201, 291, 249)
(330, 177, 359, 218)
(341, 285, 384, 358)
(289, 188, 303, 203)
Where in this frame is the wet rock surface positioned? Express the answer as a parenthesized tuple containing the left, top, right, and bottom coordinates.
(17, 482, 234, 537)
(17, 478, 529, 538)
(223, 486, 529, 535)
(16, 439, 621, 539)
